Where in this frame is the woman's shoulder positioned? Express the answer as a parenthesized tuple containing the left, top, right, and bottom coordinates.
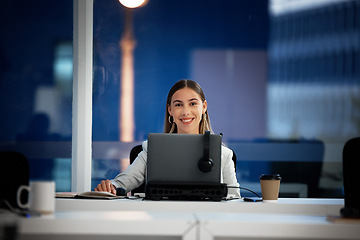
(142, 140, 148, 151)
(221, 144, 233, 156)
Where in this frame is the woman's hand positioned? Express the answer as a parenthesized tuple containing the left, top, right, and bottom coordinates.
(94, 179, 117, 195)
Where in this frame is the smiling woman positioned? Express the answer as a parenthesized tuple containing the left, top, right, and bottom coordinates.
(94, 79, 240, 199)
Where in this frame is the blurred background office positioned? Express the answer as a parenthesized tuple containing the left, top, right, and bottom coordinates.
(0, 0, 359, 198)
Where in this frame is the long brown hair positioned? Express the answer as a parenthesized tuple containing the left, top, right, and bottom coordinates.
(164, 80, 213, 134)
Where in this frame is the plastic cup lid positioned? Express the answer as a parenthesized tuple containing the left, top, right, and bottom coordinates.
(259, 174, 281, 180)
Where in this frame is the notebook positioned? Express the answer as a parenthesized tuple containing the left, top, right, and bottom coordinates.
(145, 133, 226, 200)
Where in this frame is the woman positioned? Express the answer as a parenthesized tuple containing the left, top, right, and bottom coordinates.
(95, 80, 240, 198)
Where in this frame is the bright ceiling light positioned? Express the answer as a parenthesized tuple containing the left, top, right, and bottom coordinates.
(119, 0, 147, 8)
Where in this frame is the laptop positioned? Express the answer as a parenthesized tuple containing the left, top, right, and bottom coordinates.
(145, 133, 227, 201)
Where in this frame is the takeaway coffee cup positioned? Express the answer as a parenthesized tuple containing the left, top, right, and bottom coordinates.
(17, 181, 55, 214)
(259, 174, 281, 202)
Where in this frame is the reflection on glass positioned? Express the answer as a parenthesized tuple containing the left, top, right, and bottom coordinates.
(1, 0, 357, 197)
(0, 1, 73, 192)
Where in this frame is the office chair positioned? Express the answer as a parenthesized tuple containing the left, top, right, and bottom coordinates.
(129, 144, 237, 196)
(341, 137, 360, 218)
(232, 150, 237, 172)
(0, 151, 29, 209)
(129, 145, 145, 196)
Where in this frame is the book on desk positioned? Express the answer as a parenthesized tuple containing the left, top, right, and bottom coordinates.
(55, 191, 125, 200)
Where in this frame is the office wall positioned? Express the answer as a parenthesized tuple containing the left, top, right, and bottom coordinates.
(192, 50, 267, 140)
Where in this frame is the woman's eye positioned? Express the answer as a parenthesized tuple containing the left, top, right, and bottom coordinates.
(175, 103, 181, 107)
(190, 102, 197, 106)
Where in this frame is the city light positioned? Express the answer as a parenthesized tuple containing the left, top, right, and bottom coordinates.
(119, 0, 147, 8)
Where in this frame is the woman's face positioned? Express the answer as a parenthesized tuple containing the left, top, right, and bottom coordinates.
(168, 87, 207, 134)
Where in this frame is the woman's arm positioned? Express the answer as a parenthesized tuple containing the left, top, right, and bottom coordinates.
(110, 141, 148, 193)
(221, 145, 241, 198)
(95, 141, 148, 194)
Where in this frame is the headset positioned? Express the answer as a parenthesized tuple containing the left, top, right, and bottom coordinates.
(198, 131, 214, 173)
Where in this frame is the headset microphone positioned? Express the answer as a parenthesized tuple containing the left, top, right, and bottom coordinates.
(198, 131, 214, 173)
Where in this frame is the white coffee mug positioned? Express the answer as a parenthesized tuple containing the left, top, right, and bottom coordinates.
(17, 181, 55, 214)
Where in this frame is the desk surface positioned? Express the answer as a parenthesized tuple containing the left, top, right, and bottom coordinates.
(6, 209, 360, 240)
(0, 211, 196, 240)
(56, 197, 344, 216)
(197, 212, 360, 240)
(3, 198, 359, 240)
(15, 211, 197, 240)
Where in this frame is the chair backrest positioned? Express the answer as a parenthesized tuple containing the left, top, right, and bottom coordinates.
(0, 151, 29, 209)
(232, 150, 237, 172)
(341, 137, 360, 217)
(130, 145, 143, 164)
(129, 145, 145, 196)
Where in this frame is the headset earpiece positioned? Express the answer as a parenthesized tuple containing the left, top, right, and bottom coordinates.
(198, 131, 213, 173)
(198, 156, 213, 173)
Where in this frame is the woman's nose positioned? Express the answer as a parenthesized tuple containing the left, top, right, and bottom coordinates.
(181, 105, 190, 115)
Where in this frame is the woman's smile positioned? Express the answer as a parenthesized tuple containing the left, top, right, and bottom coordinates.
(181, 117, 194, 124)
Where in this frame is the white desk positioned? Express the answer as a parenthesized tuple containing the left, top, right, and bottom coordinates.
(3, 211, 197, 240)
(3, 198, 359, 240)
(198, 212, 360, 240)
(55, 198, 344, 216)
